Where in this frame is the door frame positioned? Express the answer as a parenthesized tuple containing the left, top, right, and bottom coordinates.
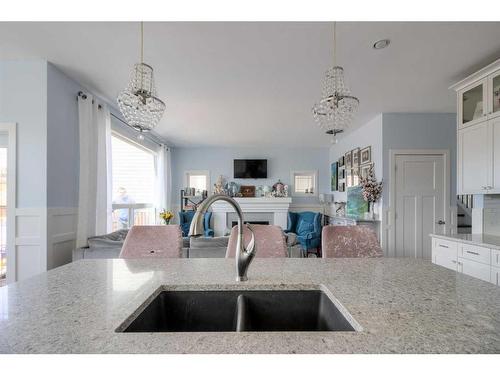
(0, 123, 16, 284)
(388, 149, 450, 257)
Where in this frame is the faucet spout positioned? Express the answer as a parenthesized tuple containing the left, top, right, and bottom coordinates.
(188, 194, 256, 281)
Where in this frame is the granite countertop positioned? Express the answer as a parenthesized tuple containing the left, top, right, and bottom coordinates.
(1, 258, 499, 353)
(430, 233, 500, 250)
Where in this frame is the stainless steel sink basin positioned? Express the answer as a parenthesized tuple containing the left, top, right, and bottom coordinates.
(117, 287, 361, 333)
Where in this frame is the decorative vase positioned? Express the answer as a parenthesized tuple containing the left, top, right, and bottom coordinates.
(164, 219, 170, 225)
(369, 201, 375, 220)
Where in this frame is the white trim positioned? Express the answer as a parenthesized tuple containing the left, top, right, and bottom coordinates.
(388, 149, 451, 258)
(449, 58, 500, 91)
(14, 207, 46, 281)
(290, 169, 318, 197)
(184, 170, 210, 193)
(47, 207, 77, 270)
(0, 123, 16, 284)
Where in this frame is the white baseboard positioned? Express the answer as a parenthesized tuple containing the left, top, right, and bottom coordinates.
(47, 207, 77, 270)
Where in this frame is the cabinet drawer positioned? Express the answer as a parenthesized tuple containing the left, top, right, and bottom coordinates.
(459, 243, 491, 265)
(432, 239, 457, 271)
(491, 267, 500, 286)
(492, 249, 500, 268)
(433, 238, 458, 252)
(458, 258, 491, 283)
(433, 251, 457, 271)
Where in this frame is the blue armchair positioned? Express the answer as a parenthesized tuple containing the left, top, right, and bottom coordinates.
(285, 211, 322, 255)
(179, 211, 214, 237)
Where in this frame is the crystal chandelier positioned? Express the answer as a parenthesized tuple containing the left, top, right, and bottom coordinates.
(312, 22, 359, 136)
(117, 22, 166, 133)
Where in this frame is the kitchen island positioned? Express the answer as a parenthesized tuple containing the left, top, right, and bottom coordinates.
(0, 258, 499, 353)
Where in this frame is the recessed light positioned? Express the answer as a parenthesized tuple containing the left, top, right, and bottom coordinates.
(373, 39, 390, 50)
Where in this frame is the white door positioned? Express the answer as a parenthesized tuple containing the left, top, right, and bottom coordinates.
(394, 153, 447, 259)
(458, 121, 490, 194)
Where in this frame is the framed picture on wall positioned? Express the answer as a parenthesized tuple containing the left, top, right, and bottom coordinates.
(338, 156, 345, 167)
(346, 169, 353, 187)
(338, 182, 345, 192)
(352, 148, 360, 167)
(352, 167, 360, 186)
(360, 146, 371, 164)
(360, 163, 373, 179)
(345, 151, 352, 169)
(330, 162, 338, 191)
(339, 168, 345, 179)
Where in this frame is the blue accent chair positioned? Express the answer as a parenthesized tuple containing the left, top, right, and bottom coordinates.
(179, 211, 214, 237)
(285, 211, 322, 256)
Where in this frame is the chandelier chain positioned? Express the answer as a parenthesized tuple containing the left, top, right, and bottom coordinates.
(333, 22, 336, 67)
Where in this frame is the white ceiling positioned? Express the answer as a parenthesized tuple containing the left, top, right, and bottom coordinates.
(1, 22, 500, 147)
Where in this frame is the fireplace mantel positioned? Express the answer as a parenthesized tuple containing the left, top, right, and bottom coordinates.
(210, 197, 292, 236)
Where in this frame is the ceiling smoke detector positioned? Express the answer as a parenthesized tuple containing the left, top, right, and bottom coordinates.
(373, 39, 390, 50)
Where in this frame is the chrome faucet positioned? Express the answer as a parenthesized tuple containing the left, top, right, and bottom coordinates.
(188, 194, 256, 281)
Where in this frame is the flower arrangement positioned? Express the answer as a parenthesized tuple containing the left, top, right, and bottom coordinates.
(159, 210, 174, 225)
(359, 165, 383, 203)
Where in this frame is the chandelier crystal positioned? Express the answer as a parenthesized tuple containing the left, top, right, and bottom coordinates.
(117, 22, 165, 132)
(312, 23, 359, 134)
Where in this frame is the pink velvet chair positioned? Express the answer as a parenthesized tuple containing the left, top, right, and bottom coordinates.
(226, 224, 288, 258)
(321, 225, 383, 258)
(119, 225, 183, 259)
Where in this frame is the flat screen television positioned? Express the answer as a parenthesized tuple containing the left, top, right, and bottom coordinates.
(234, 159, 267, 179)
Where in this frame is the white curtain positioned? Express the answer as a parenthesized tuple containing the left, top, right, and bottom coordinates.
(155, 145, 172, 222)
(76, 93, 112, 248)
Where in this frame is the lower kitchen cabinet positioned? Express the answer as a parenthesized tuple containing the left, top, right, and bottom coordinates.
(492, 267, 500, 286)
(458, 258, 491, 283)
(431, 236, 498, 286)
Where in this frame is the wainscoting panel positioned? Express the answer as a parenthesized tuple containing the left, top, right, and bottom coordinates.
(47, 207, 77, 270)
(14, 208, 46, 282)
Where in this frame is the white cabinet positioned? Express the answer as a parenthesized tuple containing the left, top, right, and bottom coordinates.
(491, 267, 500, 286)
(490, 117, 500, 192)
(458, 79, 488, 128)
(431, 236, 499, 286)
(458, 122, 490, 194)
(458, 258, 491, 283)
(453, 61, 500, 195)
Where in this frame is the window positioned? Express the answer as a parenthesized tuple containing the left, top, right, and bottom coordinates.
(184, 170, 210, 195)
(291, 170, 318, 196)
(111, 134, 157, 230)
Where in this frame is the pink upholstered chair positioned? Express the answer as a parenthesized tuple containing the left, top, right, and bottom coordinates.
(226, 224, 288, 258)
(321, 225, 383, 258)
(119, 225, 183, 259)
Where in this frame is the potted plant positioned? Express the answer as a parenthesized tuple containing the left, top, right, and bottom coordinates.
(159, 210, 174, 225)
(359, 165, 383, 220)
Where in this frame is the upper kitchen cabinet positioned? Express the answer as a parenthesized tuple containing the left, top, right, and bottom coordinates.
(452, 58, 500, 194)
(452, 59, 500, 129)
(458, 79, 487, 128)
(489, 70, 500, 120)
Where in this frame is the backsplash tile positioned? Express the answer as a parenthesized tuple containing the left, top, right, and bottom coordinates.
(484, 195, 500, 236)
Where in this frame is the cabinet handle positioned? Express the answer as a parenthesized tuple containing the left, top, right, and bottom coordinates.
(466, 250, 479, 256)
(439, 244, 449, 248)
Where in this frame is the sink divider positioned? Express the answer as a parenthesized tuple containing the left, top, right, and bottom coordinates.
(235, 294, 248, 332)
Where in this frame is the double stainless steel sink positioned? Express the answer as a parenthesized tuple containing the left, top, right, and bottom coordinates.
(117, 287, 360, 333)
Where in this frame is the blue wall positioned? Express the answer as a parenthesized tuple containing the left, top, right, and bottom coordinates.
(171, 146, 330, 206)
(382, 113, 457, 206)
(47, 62, 82, 208)
(0, 60, 48, 208)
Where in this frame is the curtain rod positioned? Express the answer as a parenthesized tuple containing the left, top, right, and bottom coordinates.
(77, 91, 168, 149)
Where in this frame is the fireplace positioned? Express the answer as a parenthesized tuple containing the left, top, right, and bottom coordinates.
(231, 221, 270, 227)
(210, 197, 292, 236)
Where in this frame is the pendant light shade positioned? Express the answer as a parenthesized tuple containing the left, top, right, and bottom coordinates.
(117, 22, 166, 132)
